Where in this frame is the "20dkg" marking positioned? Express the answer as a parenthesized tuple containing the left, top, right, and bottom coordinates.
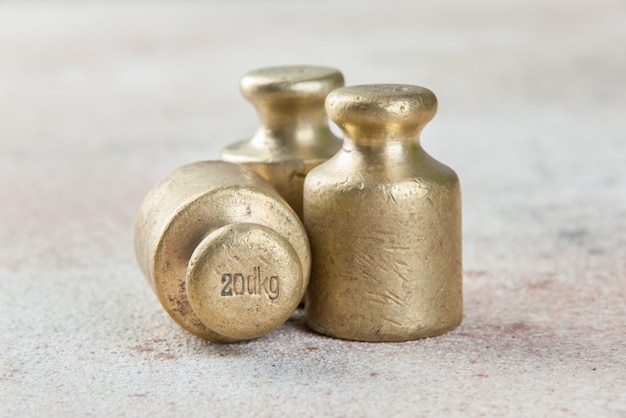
(221, 266, 279, 300)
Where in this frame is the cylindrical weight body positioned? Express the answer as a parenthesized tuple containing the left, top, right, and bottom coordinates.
(135, 161, 310, 342)
(221, 65, 344, 218)
(304, 84, 462, 342)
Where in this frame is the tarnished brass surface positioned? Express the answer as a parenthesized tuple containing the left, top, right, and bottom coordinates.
(221, 65, 344, 218)
(304, 84, 462, 342)
(134, 161, 310, 342)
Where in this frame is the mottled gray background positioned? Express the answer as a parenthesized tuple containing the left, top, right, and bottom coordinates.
(1, 1, 625, 416)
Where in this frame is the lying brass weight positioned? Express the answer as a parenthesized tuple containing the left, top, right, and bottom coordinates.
(134, 161, 311, 342)
(304, 84, 462, 342)
(221, 65, 344, 218)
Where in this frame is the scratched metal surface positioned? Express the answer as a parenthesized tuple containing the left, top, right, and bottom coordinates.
(1, 1, 625, 416)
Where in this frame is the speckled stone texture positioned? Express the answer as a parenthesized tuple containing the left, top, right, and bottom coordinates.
(1, 1, 625, 417)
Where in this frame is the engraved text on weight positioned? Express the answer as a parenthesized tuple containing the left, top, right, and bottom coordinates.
(220, 267, 279, 300)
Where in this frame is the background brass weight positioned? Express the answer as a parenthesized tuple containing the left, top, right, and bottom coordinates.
(304, 84, 463, 342)
(135, 161, 311, 342)
(221, 65, 344, 219)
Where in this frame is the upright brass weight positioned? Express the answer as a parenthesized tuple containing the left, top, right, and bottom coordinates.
(134, 161, 311, 342)
(221, 65, 344, 218)
(304, 84, 463, 342)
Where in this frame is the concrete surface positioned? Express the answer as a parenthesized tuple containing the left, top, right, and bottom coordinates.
(1, 1, 625, 416)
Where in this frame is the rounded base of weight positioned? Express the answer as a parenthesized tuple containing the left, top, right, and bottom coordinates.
(305, 315, 463, 343)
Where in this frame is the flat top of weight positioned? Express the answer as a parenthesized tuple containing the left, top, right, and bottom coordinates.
(326, 84, 438, 118)
(325, 84, 439, 137)
(241, 65, 344, 96)
(186, 223, 303, 341)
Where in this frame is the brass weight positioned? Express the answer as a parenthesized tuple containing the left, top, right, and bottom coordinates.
(134, 161, 311, 342)
(304, 84, 463, 342)
(221, 65, 344, 218)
